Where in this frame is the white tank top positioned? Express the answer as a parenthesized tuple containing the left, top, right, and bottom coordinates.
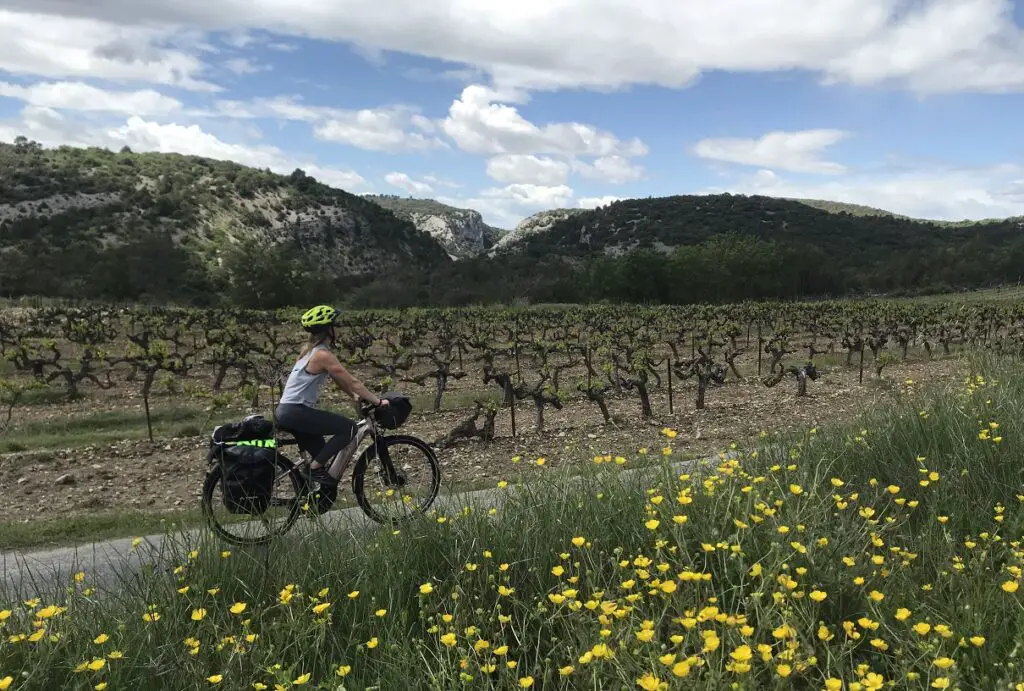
(279, 346, 329, 406)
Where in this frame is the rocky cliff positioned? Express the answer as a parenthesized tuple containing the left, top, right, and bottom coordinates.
(364, 195, 506, 259)
(489, 208, 589, 255)
(0, 140, 451, 302)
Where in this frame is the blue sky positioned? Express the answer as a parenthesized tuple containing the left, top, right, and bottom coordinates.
(1, 1, 1023, 229)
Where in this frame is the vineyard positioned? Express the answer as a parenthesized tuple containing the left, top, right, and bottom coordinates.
(0, 297, 1016, 535)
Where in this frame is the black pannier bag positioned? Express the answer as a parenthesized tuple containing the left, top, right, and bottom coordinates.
(218, 443, 277, 515)
(210, 414, 274, 445)
(208, 415, 278, 515)
(373, 392, 412, 429)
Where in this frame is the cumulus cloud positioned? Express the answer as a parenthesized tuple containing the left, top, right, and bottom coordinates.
(577, 195, 622, 209)
(707, 164, 1024, 222)
(384, 172, 433, 195)
(439, 183, 575, 228)
(692, 130, 849, 174)
(0, 10, 218, 91)
(210, 96, 446, 153)
(0, 106, 367, 191)
(573, 155, 645, 184)
(485, 154, 570, 186)
(442, 85, 647, 158)
(3, 1, 1024, 94)
(224, 57, 267, 75)
(422, 174, 463, 189)
(315, 109, 445, 153)
(0, 80, 182, 116)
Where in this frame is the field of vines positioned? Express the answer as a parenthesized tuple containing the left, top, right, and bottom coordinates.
(7, 293, 1024, 689)
(0, 297, 1018, 532)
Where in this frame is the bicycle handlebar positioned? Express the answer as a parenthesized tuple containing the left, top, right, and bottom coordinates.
(357, 397, 386, 419)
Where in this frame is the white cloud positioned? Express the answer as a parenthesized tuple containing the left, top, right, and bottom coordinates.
(573, 155, 645, 184)
(824, 0, 1024, 93)
(439, 183, 575, 228)
(5, 1, 1024, 94)
(485, 154, 570, 186)
(692, 130, 849, 174)
(0, 10, 219, 91)
(384, 172, 433, 195)
(315, 108, 446, 153)
(422, 174, 463, 189)
(442, 85, 648, 158)
(210, 96, 446, 153)
(224, 58, 266, 75)
(0, 105, 368, 191)
(0, 105, 99, 148)
(708, 164, 1024, 222)
(302, 164, 366, 191)
(0, 80, 182, 116)
(578, 195, 622, 209)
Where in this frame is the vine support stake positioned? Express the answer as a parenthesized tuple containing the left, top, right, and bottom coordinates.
(143, 394, 154, 443)
(667, 359, 674, 415)
(757, 324, 763, 376)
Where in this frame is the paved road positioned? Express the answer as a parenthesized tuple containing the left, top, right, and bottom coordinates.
(1, 453, 722, 598)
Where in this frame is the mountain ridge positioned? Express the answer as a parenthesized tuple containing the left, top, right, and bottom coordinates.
(4, 138, 1024, 310)
(0, 138, 452, 305)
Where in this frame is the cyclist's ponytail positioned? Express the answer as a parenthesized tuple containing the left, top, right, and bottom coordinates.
(299, 330, 333, 358)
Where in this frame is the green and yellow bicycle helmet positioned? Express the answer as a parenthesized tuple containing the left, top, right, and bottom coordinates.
(301, 304, 339, 332)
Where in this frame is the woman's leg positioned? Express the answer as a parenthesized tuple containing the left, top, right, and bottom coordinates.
(275, 404, 357, 469)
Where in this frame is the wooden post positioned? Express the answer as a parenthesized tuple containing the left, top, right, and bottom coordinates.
(667, 359, 674, 415)
(859, 343, 865, 384)
(509, 397, 517, 437)
(757, 324, 763, 376)
(586, 346, 592, 390)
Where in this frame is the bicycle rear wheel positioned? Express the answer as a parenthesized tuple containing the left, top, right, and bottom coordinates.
(201, 453, 305, 546)
(352, 435, 441, 524)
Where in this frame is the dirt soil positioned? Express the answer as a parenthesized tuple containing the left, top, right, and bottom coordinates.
(0, 355, 963, 524)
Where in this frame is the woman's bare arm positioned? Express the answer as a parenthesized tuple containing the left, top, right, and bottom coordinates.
(311, 349, 382, 405)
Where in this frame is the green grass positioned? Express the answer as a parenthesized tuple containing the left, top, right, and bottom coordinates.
(0, 510, 208, 552)
(0, 404, 248, 453)
(2, 353, 1024, 688)
(0, 382, 506, 454)
(900, 284, 1024, 304)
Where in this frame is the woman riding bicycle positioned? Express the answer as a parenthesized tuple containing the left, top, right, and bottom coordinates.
(275, 304, 388, 486)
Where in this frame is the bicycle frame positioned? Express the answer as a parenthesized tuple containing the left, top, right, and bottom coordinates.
(275, 401, 403, 488)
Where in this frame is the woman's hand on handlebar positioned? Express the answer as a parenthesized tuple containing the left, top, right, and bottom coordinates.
(358, 396, 389, 410)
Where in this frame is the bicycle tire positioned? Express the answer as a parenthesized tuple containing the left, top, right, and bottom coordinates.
(351, 435, 441, 524)
(201, 453, 305, 546)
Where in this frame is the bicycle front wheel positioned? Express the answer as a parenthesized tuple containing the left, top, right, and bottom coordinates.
(352, 435, 441, 524)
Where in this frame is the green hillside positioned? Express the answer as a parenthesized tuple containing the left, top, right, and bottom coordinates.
(0, 138, 451, 306)
(351, 193, 1024, 307)
(3, 139, 1023, 311)
(793, 197, 1020, 227)
(364, 195, 469, 217)
(790, 198, 911, 219)
(503, 193, 1021, 258)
